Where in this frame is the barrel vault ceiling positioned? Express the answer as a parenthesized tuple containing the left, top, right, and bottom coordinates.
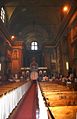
(3, 0, 74, 46)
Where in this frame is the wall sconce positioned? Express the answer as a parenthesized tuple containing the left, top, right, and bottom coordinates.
(63, 5, 70, 14)
(66, 61, 69, 70)
(63, 6, 68, 12)
(0, 63, 1, 71)
(11, 35, 16, 41)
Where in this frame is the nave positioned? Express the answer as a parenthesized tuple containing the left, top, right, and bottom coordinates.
(0, 1, 77, 119)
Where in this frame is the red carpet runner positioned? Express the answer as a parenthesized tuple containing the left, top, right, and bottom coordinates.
(14, 83, 37, 119)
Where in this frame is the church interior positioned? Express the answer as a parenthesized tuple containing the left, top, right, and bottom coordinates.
(0, 0, 77, 119)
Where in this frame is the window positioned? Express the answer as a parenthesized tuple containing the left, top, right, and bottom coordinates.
(31, 41, 38, 50)
(0, 7, 5, 23)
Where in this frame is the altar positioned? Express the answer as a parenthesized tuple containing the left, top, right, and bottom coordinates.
(21, 67, 48, 80)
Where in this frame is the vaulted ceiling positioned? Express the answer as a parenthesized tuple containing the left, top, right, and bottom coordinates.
(3, 0, 74, 46)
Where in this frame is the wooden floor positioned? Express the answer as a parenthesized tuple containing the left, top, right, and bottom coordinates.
(40, 82, 77, 119)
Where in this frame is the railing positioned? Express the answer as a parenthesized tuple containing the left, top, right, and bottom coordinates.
(37, 82, 55, 119)
(0, 81, 31, 119)
(37, 83, 48, 119)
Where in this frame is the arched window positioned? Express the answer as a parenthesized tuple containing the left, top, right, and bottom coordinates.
(0, 7, 5, 23)
(31, 41, 38, 50)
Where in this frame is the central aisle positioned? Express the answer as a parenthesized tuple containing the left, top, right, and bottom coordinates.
(14, 83, 37, 119)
